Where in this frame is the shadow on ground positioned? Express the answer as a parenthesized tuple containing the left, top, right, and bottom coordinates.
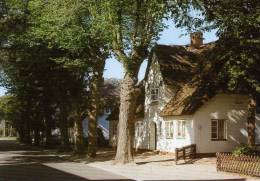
(0, 139, 133, 181)
(0, 162, 89, 181)
(143, 180, 246, 181)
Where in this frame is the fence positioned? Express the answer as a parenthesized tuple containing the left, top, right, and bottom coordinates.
(216, 152, 260, 177)
(175, 144, 196, 164)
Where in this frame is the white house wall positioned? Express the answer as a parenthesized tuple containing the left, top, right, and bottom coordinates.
(136, 92, 260, 153)
(134, 54, 260, 153)
(134, 118, 149, 150)
(193, 94, 256, 153)
(134, 56, 178, 151)
(156, 116, 194, 152)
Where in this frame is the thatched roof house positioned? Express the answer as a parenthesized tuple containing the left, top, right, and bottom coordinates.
(132, 32, 260, 153)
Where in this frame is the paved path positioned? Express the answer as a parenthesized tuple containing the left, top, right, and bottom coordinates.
(0, 138, 131, 181)
(1, 138, 259, 181)
(87, 152, 260, 181)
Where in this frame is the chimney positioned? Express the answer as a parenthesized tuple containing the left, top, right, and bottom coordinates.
(190, 32, 203, 48)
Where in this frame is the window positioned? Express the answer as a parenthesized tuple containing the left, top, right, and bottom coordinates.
(157, 121, 163, 137)
(104, 107, 110, 114)
(136, 122, 143, 137)
(151, 87, 159, 102)
(211, 119, 227, 140)
(165, 121, 174, 139)
(177, 120, 186, 138)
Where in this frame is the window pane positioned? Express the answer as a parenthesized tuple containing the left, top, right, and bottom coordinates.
(212, 120, 217, 126)
(211, 132, 217, 139)
(177, 121, 185, 138)
(182, 121, 186, 137)
(211, 119, 226, 140)
(151, 87, 159, 101)
(165, 121, 173, 138)
(211, 120, 217, 139)
(170, 122, 174, 138)
(218, 120, 225, 139)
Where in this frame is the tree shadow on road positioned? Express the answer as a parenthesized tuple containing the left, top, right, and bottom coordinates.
(0, 162, 133, 181)
(0, 163, 89, 181)
(145, 178, 246, 181)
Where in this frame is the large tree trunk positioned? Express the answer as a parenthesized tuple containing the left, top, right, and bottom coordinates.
(24, 119, 32, 145)
(34, 128, 40, 146)
(87, 60, 105, 158)
(115, 72, 138, 164)
(74, 111, 84, 154)
(247, 95, 256, 147)
(60, 120, 69, 148)
(60, 107, 69, 150)
(45, 120, 52, 146)
(17, 128, 25, 143)
(44, 106, 53, 147)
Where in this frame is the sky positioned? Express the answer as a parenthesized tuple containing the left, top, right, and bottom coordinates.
(0, 21, 218, 96)
(104, 20, 218, 81)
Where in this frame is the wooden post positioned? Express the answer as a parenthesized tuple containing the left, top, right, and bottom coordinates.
(183, 148, 186, 161)
(175, 148, 178, 164)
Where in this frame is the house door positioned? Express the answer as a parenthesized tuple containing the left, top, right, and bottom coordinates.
(149, 122, 157, 150)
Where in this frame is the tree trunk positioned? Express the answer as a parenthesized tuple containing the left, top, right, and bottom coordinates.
(115, 72, 138, 164)
(44, 107, 53, 147)
(3, 120, 6, 137)
(60, 107, 69, 150)
(87, 60, 105, 158)
(24, 119, 32, 145)
(46, 120, 52, 146)
(18, 128, 25, 143)
(60, 121, 69, 148)
(34, 128, 40, 146)
(247, 95, 256, 147)
(74, 112, 84, 154)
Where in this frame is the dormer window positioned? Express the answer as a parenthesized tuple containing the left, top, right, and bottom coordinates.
(104, 107, 110, 114)
(151, 87, 159, 102)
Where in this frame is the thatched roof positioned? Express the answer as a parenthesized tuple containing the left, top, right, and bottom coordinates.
(158, 43, 225, 116)
(153, 45, 198, 87)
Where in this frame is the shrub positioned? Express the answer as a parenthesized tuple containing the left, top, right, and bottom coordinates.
(232, 144, 254, 156)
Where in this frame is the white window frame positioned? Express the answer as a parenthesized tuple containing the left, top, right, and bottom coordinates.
(165, 121, 174, 139)
(211, 119, 227, 140)
(177, 120, 186, 139)
(150, 87, 159, 102)
(136, 122, 143, 137)
(157, 121, 163, 138)
(104, 107, 110, 114)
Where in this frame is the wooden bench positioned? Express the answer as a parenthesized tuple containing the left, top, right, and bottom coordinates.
(175, 144, 196, 164)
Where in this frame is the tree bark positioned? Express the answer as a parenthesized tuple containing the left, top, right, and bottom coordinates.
(17, 128, 25, 143)
(115, 72, 138, 164)
(74, 111, 84, 154)
(247, 95, 256, 147)
(60, 121, 69, 148)
(34, 128, 40, 146)
(46, 120, 52, 146)
(87, 60, 105, 158)
(24, 119, 32, 145)
(44, 106, 53, 147)
(60, 106, 69, 150)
